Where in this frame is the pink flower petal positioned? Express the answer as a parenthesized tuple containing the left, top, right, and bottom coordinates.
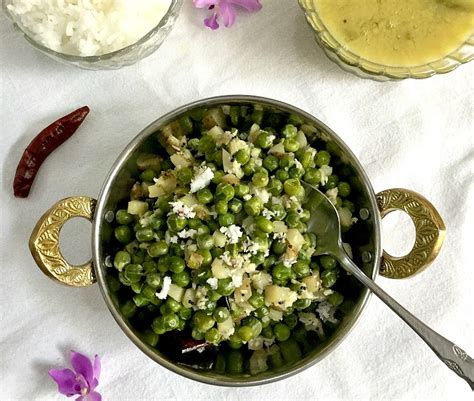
(204, 13, 220, 29)
(229, 0, 262, 12)
(219, 2, 237, 27)
(76, 391, 102, 401)
(70, 351, 94, 388)
(49, 368, 82, 396)
(93, 355, 101, 383)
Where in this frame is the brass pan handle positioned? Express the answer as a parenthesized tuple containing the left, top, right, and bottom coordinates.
(376, 188, 446, 279)
(29, 196, 97, 287)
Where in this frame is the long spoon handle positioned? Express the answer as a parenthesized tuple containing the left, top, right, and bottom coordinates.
(336, 249, 474, 390)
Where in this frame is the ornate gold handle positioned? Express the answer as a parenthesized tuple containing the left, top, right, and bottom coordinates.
(376, 188, 446, 279)
(29, 196, 97, 287)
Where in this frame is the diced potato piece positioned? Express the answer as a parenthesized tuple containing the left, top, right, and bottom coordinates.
(213, 230, 227, 248)
(251, 272, 273, 290)
(286, 228, 305, 251)
(148, 173, 177, 198)
(193, 204, 211, 220)
(136, 153, 161, 171)
(296, 130, 308, 148)
(127, 200, 148, 216)
(182, 288, 196, 308)
(234, 276, 252, 303)
(179, 194, 198, 207)
(186, 252, 204, 269)
(202, 108, 226, 129)
(228, 138, 248, 155)
(249, 350, 268, 375)
(268, 308, 283, 321)
(168, 284, 184, 302)
(302, 272, 321, 293)
(170, 150, 194, 168)
(339, 207, 353, 227)
(211, 259, 230, 279)
(208, 126, 233, 145)
(222, 149, 232, 172)
(268, 142, 286, 156)
(272, 221, 288, 233)
(221, 174, 240, 185)
(265, 285, 297, 309)
(217, 316, 235, 339)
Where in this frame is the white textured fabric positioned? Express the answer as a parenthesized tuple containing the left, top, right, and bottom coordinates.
(1, 1, 473, 400)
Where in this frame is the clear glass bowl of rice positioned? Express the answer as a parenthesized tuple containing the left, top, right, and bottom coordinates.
(2, 0, 183, 70)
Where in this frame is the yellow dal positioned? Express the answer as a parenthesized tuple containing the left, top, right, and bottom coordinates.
(315, 0, 474, 66)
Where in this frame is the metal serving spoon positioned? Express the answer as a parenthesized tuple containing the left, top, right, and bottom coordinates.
(302, 182, 474, 389)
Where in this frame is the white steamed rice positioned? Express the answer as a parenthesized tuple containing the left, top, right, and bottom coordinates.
(6, 0, 172, 57)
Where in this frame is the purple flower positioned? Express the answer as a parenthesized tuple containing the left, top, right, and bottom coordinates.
(193, 0, 262, 30)
(49, 351, 101, 401)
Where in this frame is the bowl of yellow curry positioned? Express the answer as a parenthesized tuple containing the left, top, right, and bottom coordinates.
(299, 0, 474, 80)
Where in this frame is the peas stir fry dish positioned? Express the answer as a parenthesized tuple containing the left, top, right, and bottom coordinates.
(107, 105, 359, 375)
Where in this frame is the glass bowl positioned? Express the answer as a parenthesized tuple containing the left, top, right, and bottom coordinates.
(2, 0, 183, 70)
(298, 0, 474, 81)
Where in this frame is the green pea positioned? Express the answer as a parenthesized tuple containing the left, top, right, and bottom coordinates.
(261, 325, 273, 339)
(116, 209, 134, 225)
(227, 350, 244, 374)
(255, 216, 274, 233)
(338, 181, 351, 197)
(327, 291, 344, 306)
(133, 293, 150, 307)
(280, 339, 302, 363)
(274, 323, 291, 342)
(178, 307, 193, 320)
(196, 224, 210, 236)
(121, 300, 136, 319)
(303, 167, 321, 185)
(187, 137, 200, 151)
(299, 209, 311, 223)
(275, 169, 289, 181)
(131, 250, 146, 264)
(114, 225, 132, 244)
(279, 154, 294, 169)
(270, 204, 286, 220)
(244, 197, 264, 216)
(228, 333, 243, 349)
(252, 171, 269, 188)
(211, 247, 225, 259)
(235, 148, 250, 165)
(292, 261, 310, 278)
(320, 255, 337, 270)
(197, 249, 212, 267)
(256, 132, 274, 149)
(294, 299, 312, 310)
(282, 124, 298, 139)
(166, 297, 182, 313)
(196, 188, 213, 204)
(147, 240, 168, 257)
(193, 311, 215, 332)
(299, 151, 314, 168)
(213, 307, 231, 323)
(187, 218, 201, 229)
(283, 178, 301, 196)
(205, 328, 221, 345)
(219, 213, 235, 227)
(272, 240, 287, 255)
(263, 155, 279, 171)
(196, 234, 213, 250)
(156, 196, 171, 213)
(141, 330, 159, 347)
(118, 270, 131, 286)
(215, 183, 235, 201)
(324, 174, 339, 190)
(168, 256, 185, 273)
(167, 215, 187, 231)
(228, 198, 243, 214)
(268, 178, 283, 196)
(107, 275, 121, 292)
(235, 183, 250, 198)
(254, 306, 269, 319)
(217, 278, 234, 296)
(250, 252, 266, 266)
(341, 199, 355, 213)
(124, 264, 143, 283)
(248, 292, 265, 309)
(315, 150, 331, 167)
(289, 166, 304, 179)
(172, 271, 190, 288)
(283, 314, 298, 329)
(177, 167, 193, 185)
(321, 269, 337, 288)
(285, 210, 300, 228)
(272, 263, 292, 281)
(114, 251, 131, 271)
(163, 313, 180, 330)
(191, 328, 205, 340)
(140, 169, 156, 182)
(243, 159, 257, 175)
(198, 135, 215, 154)
(238, 325, 254, 342)
(262, 254, 277, 270)
(131, 281, 142, 294)
(170, 243, 184, 257)
(212, 170, 225, 184)
(146, 272, 162, 288)
(215, 200, 228, 215)
(284, 139, 300, 152)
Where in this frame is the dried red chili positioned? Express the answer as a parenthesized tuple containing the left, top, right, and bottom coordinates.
(13, 106, 90, 198)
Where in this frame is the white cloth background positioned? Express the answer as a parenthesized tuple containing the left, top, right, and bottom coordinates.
(1, 1, 473, 400)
